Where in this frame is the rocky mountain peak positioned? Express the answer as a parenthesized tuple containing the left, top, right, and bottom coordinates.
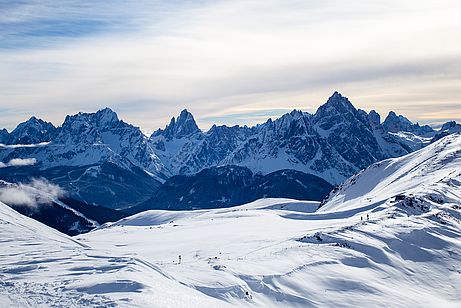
(95, 107, 119, 126)
(319, 91, 356, 114)
(313, 92, 360, 130)
(8, 116, 56, 144)
(382, 111, 413, 132)
(440, 121, 458, 131)
(270, 109, 314, 138)
(61, 108, 121, 133)
(0, 129, 9, 144)
(368, 110, 381, 127)
(313, 92, 362, 127)
(154, 109, 200, 139)
(382, 111, 433, 136)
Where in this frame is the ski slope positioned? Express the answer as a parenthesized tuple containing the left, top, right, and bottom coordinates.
(0, 201, 225, 307)
(2, 133, 461, 307)
(81, 134, 461, 307)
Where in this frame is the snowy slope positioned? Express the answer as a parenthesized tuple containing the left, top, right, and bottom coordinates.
(0, 201, 226, 307)
(3, 132, 461, 306)
(320, 132, 461, 213)
(81, 132, 461, 307)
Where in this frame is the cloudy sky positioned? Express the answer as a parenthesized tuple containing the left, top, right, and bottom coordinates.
(1, 0, 460, 133)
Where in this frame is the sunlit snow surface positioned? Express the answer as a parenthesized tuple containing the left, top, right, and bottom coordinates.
(2, 134, 461, 307)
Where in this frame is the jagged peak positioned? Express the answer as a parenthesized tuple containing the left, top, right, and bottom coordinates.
(369, 109, 380, 117)
(331, 91, 343, 99)
(20, 115, 47, 125)
(382, 111, 413, 132)
(27, 116, 39, 122)
(207, 123, 246, 136)
(6, 116, 56, 144)
(155, 109, 200, 139)
(315, 91, 357, 118)
(382, 111, 434, 135)
(368, 110, 381, 127)
(95, 107, 119, 123)
(178, 108, 192, 118)
(327, 91, 355, 107)
(387, 111, 397, 117)
(289, 109, 304, 117)
(384, 111, 411, 124)
(440, 121, 459, 131)
(62, 107, 120, 129)
(12, 116, 55, 132)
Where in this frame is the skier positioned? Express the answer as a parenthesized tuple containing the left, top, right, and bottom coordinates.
(178, 255, 182, 264)
(367, 213, 369, 220)
(360, 216, 363, 221)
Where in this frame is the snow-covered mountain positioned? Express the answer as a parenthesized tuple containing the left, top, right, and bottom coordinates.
(1, 108, 165, 177)
(320, 131, 461, 213)
(74, 133, 461, 307)
(151, 92, 446, 185)
(1, 116, 57, 145)
(382, 111, 434, 135)
(0, 108, 165, 209)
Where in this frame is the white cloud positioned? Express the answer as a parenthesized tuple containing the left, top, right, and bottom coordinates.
(0, 179, 64, 208)
(0, 158, 37, 168)
(0, 187, 36, 207)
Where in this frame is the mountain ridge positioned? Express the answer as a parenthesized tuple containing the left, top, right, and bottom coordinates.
(1, 91, 459, 210)
(131, 165, 332, 213)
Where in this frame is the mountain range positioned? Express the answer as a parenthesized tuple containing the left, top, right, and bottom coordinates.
(1, 91, 460, 221)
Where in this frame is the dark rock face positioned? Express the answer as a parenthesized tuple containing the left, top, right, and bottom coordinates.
(130, 165, 333, 213)
(0, 129, 9, 144)
(250, 169, 334, 201)
(368, 110, 381, 128)
(178, 125, 254, 175)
